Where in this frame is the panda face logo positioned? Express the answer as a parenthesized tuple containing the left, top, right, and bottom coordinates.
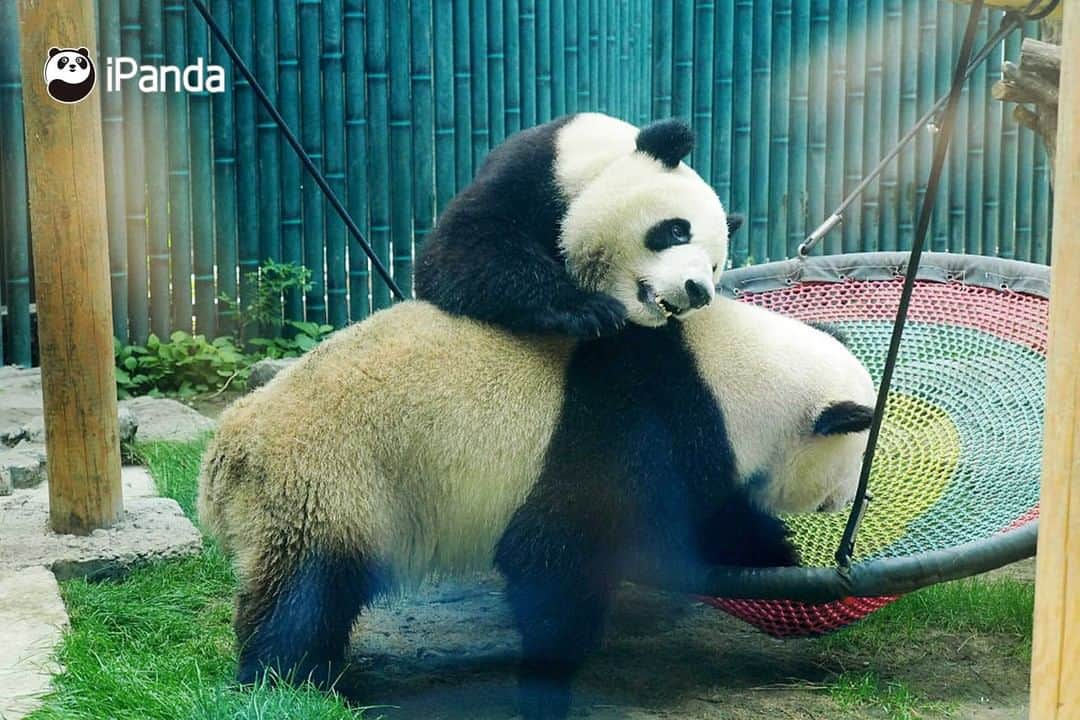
(44, 47, 96, 104)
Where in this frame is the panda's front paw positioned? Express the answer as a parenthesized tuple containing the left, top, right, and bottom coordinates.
(547, 294, 627, 338)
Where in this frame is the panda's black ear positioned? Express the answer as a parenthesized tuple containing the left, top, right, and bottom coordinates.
(726, 213, 745, 236)
(636, 119, 695, 168)
(77, 47, 90, 57)
(49, 47, 61, 58)
(814, 401, 874, 436)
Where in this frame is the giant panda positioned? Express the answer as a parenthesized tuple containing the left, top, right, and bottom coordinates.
(200, 133, 876, 718)
(415, 113, 740, 337)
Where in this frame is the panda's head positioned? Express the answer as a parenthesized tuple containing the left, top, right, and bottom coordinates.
(44, 47, 95, 104)
(559, 119, 739, 327)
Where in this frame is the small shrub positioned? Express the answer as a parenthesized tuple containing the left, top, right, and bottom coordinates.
(115, 261, 336, 399)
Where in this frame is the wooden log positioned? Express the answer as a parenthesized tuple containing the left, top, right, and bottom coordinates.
(17, 0, 123, 534)
(994, 36, 1062, 185)
(1029, 3, 1080, 717)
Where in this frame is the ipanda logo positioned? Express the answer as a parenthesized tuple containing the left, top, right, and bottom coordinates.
(44, 47, 96, 103)
(44, 46, 225, 104)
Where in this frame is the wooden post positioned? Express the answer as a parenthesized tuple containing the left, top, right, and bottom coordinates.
(17, 0, 123, 534)
(1030, 2, 1080, 718)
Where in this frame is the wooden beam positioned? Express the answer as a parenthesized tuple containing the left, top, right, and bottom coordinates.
(17, 0, 122, 534)
(1030, 2, 1080, 718)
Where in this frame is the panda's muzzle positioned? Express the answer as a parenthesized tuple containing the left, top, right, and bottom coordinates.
(637, 279, 709, 319)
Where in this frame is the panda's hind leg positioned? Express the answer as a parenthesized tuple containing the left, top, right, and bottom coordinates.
(235, 552, 378, 691)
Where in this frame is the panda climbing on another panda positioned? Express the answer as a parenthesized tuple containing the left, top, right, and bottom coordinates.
(43, 47, 96, 104)
(416, 113, 743, 337)
(201, 115, 876, 719)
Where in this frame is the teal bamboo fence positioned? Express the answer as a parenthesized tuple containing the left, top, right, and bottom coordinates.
(0, 1, 1056, 366)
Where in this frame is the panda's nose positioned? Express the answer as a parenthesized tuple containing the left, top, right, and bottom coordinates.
(685, 279, 712, 309)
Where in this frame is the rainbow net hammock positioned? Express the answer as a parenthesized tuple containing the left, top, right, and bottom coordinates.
(697, 252, 1046, 638)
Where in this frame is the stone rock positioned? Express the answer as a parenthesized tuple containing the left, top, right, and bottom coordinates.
(120, 396, 215, 443)
(247, 357, 298, 390)
(117, 406, 138, 444)
(0, 480, 202, 580)
(0, 566, 69, 720)
(0, 444, 47, 489)
(0, 468, 11, 496)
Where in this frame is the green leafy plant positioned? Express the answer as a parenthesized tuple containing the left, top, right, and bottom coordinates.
(115, 262, 338, 399)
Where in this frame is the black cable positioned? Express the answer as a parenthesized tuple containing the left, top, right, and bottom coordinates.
(835, 0, 987, 570)
(187, 0, 405, 302)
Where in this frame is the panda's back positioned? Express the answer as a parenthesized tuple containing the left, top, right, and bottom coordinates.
(202, 301, 575, 587)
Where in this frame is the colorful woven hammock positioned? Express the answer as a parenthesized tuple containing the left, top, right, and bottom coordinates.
(697, 252, 1046, 638)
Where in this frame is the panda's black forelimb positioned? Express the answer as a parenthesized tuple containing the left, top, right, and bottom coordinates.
(695, 488, 801, 569)
(235, 553, 378, 692)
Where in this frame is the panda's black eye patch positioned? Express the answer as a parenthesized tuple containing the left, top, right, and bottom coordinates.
(76, 57, 87, 68)
(645, 218, 691, 252)
(57, 56, 69, 69)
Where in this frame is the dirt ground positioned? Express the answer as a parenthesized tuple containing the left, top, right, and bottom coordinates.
(345, 570, 1031, 720)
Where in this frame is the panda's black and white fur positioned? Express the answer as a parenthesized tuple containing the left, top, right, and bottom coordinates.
(416, 113, 740, 337)
(200, 116, 876, 720)
(43, 47, 95, 104)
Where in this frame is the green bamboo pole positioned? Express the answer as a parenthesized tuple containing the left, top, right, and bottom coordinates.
(389, 0, 414, 295)
(122, 0, 150, 343)
(164, 0, 192, 334)
(842, 0, 864, 255)
(981, 9, 1002, 258)
(278, 0, 305, 320)
(453, 0, 473, 186)
(931, 1, 952, 253)
(672, 0, 692, 121)
(366, 0, 392, 309)
(652, 0, 672, 118)
(750, 0, 772, 263)
(187, 1, 216, 336)
(142, 0, 170, 339)
(730, 0, 753, 264)
(861, 0, 883, 252)
(768, 0, 790, 262)
(692, 0, 714, 179)
(713, 0, 735, 208)
(471, 0, 491, 170)
(100, 0, 130, 343)
(915, 0, 936, 253)
(1017, 114, 1035, 262)
(488, 0, 506, 144)
(254, 0, 281, 271)
(298, 0, 326, 322)
(521, 0, 537, 125)
(505, 0, 522, 132)
(604, 0, 615, 115)
(211, 0, 238, 334)
(998, 28, 1020, 260)
(630, 0, 643, 123)
(620, 0, 630, 121)
(576, 0, 590, 110)
(433, 0, 456, 213)
(824, 0, 847, 257)
(345, 0, 371, 319)
(897, 0, 918, 250)
(964, 10, 989, 256)
(323, 0, 348, 326)
(1032, 137, 1050, 264)
(880, 0, 901, 253)
(412, 0, 435, 263)
(551, 0, 566, 117)
(565, 0, 579, 113)
(234, 0, 262, 330)
(0, 0, 32, 364)
(947, 3, 969, 255)
(589, 0, 601, 111)
(788, 0, 810, 257)
(538, 0, 553, 121)
(805, 0, 829, 256)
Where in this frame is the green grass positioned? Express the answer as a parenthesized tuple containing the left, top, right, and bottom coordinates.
(28, 439, 367, 720)
(829, 671, 953, 720)
(820, 575, 1035, 657)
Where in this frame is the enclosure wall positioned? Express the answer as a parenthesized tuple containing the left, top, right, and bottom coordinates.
(0, 0, 1053, 365)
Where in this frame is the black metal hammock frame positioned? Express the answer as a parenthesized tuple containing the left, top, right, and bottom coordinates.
(189, 0, 1055, 628)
